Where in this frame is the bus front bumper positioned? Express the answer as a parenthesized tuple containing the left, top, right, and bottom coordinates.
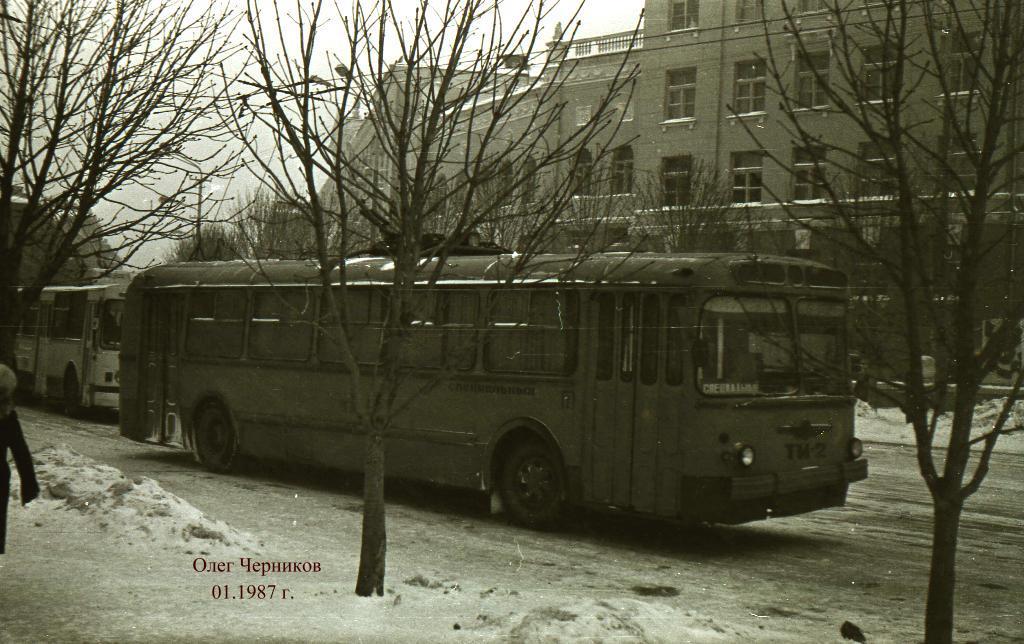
(680, 459, 868, 524)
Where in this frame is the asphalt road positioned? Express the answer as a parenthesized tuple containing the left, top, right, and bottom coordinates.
(13, 404, 1024, 642)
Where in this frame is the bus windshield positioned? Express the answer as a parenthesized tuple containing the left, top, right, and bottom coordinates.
(797, 300, 848, 395)
(100, 300, 124, 349)
(699, 296, 798, 395)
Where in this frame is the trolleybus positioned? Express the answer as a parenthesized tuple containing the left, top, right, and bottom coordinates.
(14, 280, 126, 414)
(119, 253, 867, 526)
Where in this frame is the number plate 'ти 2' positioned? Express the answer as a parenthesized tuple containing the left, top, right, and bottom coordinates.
(777, 420, 832, 460)
(785, 442, 827, 460)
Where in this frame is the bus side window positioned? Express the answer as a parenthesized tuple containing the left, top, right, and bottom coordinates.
(17, 305, 39, 337)
(666, 295, 688, 386)
(68, 293, 86, 340)
(620, 294, 636, 382)
(442, 290, 478, 370)
(51, 293, 70, 339)
(640, 294, 660, 386)
(595, 293, 614, 381)
(186, 290, 246, 358)
(485, 289, 576, 375)
(403, 290, 442, 368)
(249, 289, 314, 361)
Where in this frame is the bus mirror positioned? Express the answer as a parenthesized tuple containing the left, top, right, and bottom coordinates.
(91, 318, 99, 331)
(691, 338, 710, 369)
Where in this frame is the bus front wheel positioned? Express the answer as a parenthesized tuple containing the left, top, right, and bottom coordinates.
(499, 441, 563, 529)
(194, 403, 237, 472)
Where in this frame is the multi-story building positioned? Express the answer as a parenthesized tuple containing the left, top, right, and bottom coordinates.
(566, 1, 1020, 246)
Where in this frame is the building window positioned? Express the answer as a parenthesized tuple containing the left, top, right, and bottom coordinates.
(662, 156, 692, 207)
(947, 32, 978, 94)
(798, 0, 826, 13)
(793, 146, 827, 200)
(573, 149, 594, 196)
(941, 135, 977, 189)
(797, 50, 830, 108)
(670, 0, 699, 30)
(611, 146, 634, 195)
(732, 151, 763, 203)
(615, 100, 634, 122)
(734, 60, 766, 114)
(665, 68, 697, 120)
(858, 141, 898, 196)
(521, 156, 539, 203)
(736, 0, 763, 22)
(576, 104, 592, 126)
(861, 44, 896, 101)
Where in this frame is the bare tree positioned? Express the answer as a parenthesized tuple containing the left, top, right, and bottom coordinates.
(0, 0, 237, 366)
(741, 1, 1024, 641)
(231, 188, 346, 259)
(229, 0, 638, 596)
(164, 223, 243, 263)
(629, 159, 740, 252)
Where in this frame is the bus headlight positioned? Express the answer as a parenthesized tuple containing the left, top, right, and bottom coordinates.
(848, 438, 863, 459)
(738, 445, 755, 467)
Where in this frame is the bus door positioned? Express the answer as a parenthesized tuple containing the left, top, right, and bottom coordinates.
(81, 299, 96, 398)
(142, 294, 183, 444)
(588, 293, 684, 515)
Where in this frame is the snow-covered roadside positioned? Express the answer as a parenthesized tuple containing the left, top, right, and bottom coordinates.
(855, 398, 1024, 454)
(4, 445, 750, 642)
(10, 445, 262, 556)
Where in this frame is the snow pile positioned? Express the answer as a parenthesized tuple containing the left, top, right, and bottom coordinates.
(462, 598, 744, 642)
(12, 444, 261, 554)
(855, 398, 1024, 454)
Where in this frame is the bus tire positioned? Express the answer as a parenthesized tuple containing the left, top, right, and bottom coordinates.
(194, 402, 237, 472)
(498, 441, 564, 529)
(62, 367, 81, 417)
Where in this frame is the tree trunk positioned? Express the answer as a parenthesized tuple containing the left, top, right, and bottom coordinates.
(355, 429, 386, 596)
(924, 496, 962, 644)
(0, 285, 20, 369)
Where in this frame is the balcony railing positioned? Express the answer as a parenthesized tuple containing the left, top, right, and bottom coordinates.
(565, 30, 643, 59)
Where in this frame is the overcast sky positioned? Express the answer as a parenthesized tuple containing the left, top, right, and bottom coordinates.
(111, 1, 643, 266)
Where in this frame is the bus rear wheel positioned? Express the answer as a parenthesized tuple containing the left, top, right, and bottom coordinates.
(194, 403, 237, 472)
(499, 441, 563, 529)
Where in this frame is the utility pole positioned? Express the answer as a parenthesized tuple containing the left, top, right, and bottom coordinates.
(195, 179, 204, 260)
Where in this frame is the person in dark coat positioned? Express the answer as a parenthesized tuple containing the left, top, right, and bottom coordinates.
(0, 363, 39, 554)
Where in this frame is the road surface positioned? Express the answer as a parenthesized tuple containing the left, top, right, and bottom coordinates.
(3, 404, 1022, 642)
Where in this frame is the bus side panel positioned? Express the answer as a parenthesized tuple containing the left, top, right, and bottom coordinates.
(233, 365, 362, 467)
(654, 384, 685, 517)
(388, 374, 578, 491)
(14, 331, 39, 390)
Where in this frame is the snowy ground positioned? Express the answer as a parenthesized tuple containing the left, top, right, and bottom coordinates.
(855, 398, 1024, 455)
(1, 402, 1022, 642)
(4, 444, 747, 642)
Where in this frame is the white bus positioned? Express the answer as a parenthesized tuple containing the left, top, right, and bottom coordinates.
(15, 281, 126, 414)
